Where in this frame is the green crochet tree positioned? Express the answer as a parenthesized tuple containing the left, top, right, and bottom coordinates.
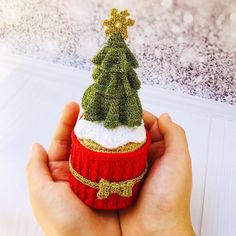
(82, 9, 142, 129)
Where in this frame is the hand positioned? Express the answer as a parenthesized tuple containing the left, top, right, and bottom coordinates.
(119, 111, 196, 236)
(26, 102, 121, 236)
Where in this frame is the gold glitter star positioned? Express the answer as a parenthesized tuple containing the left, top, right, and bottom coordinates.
(102, 8, 135, 39)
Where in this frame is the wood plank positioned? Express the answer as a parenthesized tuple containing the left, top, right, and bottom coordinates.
(201, 119, 236, 236)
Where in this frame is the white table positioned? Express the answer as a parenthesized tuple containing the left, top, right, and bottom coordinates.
(0, 53, 236, 236)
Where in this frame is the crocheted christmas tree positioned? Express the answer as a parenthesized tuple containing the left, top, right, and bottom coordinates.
(82, 8, 142, 129)
(69, 8, 151, 210)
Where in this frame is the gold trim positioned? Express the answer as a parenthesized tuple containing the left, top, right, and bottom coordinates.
(79, 138, 145, 153)
(69, 159, 148, 199)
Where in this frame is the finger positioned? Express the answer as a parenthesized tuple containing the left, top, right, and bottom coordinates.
(48, 102, 80, 161)
(48, 161, 70, 182)
(27, 143, 53, 188)
(158, 113, 189, 156)
(143, 110, 163, 143)
(148, 141, 165, 166)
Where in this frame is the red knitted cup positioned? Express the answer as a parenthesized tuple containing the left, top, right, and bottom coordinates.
(69, 130, 151, 210)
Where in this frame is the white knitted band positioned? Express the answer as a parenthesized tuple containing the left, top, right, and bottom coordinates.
(74, 118, 146, 149)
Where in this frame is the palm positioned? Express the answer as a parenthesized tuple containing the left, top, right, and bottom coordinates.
(48, 160, 120, 236)
(30, 102, 121, 236)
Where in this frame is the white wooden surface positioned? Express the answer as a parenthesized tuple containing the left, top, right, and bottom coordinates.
(0, 53, 236, 236)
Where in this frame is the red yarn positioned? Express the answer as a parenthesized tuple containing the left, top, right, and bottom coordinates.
(69, 130, 151, 210)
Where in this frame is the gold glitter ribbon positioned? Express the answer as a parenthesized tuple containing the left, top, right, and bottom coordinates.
(79, 138, 145, 153)
(69, 159, 148, 199)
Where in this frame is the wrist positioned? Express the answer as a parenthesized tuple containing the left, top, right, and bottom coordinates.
(126, 212, 195, 236)
(152, 223, 196, 236)
(136, 222, 195, 236)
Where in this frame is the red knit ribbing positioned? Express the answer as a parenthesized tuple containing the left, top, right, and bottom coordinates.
(69, 130, 151, 210)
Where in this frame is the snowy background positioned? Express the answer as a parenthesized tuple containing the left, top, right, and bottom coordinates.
(0, 0, 236, 105)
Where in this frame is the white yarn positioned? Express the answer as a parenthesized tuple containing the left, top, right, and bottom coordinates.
(74, 118, 146, 149)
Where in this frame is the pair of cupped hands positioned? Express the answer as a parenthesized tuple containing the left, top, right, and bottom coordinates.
(27, 102, 196, 236)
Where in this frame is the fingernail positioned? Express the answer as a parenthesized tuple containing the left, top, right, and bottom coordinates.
(162, 113, 172, 121)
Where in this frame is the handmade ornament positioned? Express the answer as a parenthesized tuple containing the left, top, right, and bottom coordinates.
(69, 8, 151, 210)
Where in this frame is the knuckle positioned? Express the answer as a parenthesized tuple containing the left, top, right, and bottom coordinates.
(26, 158, 33, 174)
(174, 124, 186, 135)
(52, 138, 71, 150)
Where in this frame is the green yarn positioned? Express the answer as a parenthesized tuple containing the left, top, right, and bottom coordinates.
(82, 32, 142, 129)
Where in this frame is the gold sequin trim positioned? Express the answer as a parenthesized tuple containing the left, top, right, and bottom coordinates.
(79, 138, 145, 153)
(69, 158, 148, 199)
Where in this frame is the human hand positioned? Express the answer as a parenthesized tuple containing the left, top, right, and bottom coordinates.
(26, 102, 121, 236)
(27, 102, 195, 236)
(120, 111, 196, 236)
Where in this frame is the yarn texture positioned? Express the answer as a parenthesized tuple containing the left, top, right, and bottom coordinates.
(69, 131, 151, 209)
(79, 138, 145, 153)
(74, 117, 146, 149)
(82, 31, 142, 129)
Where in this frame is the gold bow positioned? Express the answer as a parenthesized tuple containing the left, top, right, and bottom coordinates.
(97, 178, 134, 199)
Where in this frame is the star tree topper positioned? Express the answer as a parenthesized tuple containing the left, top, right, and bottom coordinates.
(102, 8, 135, 39)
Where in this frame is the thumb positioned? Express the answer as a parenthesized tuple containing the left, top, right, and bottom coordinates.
(26, 143, 53, 189)
(158, 113, 189, 157)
